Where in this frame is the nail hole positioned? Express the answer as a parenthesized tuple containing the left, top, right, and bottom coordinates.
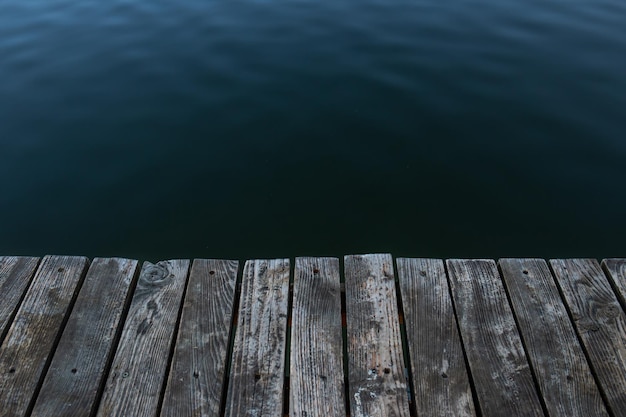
(254, 373, 261, 381)
(522, 270, 529, 275)
(313, 268, 320, 274)
(383, 368, 390, 374)
(193, 371, 199, 378)
(9, 367, 15, 374)
(441, 372, 448, 378)
(567, 375, 573, 381)
(58, 267, 65, 273)
(209, 270, 215, 275)
(71, 368, 77, 374)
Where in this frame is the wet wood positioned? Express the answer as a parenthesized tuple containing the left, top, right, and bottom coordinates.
(160, 259, 239, 417)
(30, 258, 139, 417)
(0, 257, 39, 345)
(96, 260, 190, 417)
(396, 258, 476, 417)
(550, 259, 626, 416)
(0, 255, 89, 417)
(224, 259, 290, 417)
(446, 259, 543, 417)
(500, 258, 608, 417)
(344, 254, 410, 417)
(290, 257, 345, 417)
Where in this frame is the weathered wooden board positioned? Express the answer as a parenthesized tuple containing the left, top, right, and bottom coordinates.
(550, 259, 626, 416)
(160, 259, 239, 417)
(96, 260, 190, 417)
(446, 259, 543, 417)
(290, 257, 345, 417)
(500, 258, 608, 417)
(602, 258, 626, 309)
(224, 259, 290, 417)
(0, 255, 89, 417)
(344, 254, 410, 417)
(30, 258, 140, 417)
(396, 258, 476, 417)
(0, 257, 39, 345)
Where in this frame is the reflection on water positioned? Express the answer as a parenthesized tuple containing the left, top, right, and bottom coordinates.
(1, 0, 625, 259)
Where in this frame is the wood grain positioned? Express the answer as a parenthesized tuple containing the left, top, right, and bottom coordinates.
(550, 259, 626, 416)
(396, 258, 476, 417)
(0, 255, 89, 417)
(224, 259, 290, 417)
(500, 258, 608, 417)
(602, 258, 626, 310)
(30, 258, 139, 417)
(160, 259, 238, 417)
(96, 260, 190, 417)
(0, 257, 39, 345)
(290, 257, 345, 417)
(446, 259, 543, 417)
(344, 254, 410, 417)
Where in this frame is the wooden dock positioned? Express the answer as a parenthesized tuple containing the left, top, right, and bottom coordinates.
(0, 254, 625, 417)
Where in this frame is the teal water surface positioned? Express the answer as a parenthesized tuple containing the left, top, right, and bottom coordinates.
(1, 0, 625, 260)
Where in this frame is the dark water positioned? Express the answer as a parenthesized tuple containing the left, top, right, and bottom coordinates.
(1, 0, 625, 261)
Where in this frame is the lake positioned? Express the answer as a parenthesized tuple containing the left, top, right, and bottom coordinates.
(1, 0, 625, 261)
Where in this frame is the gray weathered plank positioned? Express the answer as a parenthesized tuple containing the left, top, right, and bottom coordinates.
(96, 260, 190, 417)
(0, 255, 89, 417)
(446, 259, 543, 417)
(160, 259, 239, 417)
(602, 258, 626, 309)
(0, 257, 39, 345)
(550, 259, 626, 416)
(290, 257, 345, 417)
(396, 258, 476, 417)
(500, 258, 608, 417)
(344, 254, 410, 417)
(30, 258, 140, 417)
(224, 259, 290, 417)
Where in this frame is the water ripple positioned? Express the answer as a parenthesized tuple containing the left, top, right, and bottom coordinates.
(1, 0, 625, 257)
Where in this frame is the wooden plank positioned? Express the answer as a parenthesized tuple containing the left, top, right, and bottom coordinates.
(0, 257, 39, 345)
(344, 254, 410, 417)
(96, 260, 190, 417)
(224, 259, 290, 417)
(550, 259, 626, 416)
(290, 257, 345, 417)
(446, 259, 543, 417)
(396, 258, 476, 417)
(602, 258, 626, 308)
(500, 258, 608, 417)
(0, 255, 89, 417)
(160, 259, 239, 417)
(30, 258, 140, 417)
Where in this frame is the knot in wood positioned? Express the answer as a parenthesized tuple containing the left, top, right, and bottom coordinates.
(136, 263, 172, 295)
